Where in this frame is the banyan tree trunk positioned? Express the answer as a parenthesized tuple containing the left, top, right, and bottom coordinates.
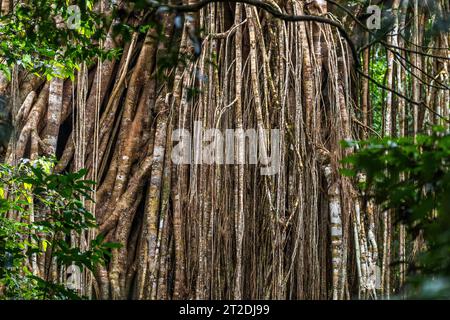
(1, 0, 448, 300)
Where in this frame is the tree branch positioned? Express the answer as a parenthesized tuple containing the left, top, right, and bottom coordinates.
(149, 0, 359, 68)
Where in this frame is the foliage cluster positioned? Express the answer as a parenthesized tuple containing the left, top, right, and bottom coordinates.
(0, 158, 118, 299)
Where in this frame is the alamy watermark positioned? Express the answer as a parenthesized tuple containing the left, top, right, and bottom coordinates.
(366, 5, 382, 30)
(171, 122, 281, 176)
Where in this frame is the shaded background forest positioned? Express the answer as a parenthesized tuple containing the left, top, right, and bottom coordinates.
(0, 0, 449, 299)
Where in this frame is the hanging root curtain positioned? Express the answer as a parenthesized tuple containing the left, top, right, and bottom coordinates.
(1, 0, 448, 300)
